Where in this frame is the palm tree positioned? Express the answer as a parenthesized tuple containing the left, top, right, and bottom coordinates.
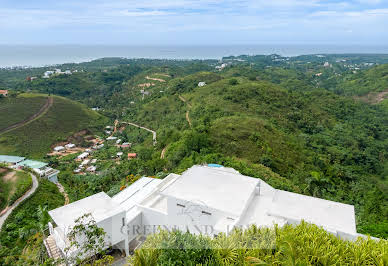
(36, 205, 50, 238)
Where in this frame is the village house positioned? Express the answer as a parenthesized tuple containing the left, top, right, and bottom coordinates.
(0, 90, 8, 97)
(77, 152, 89, 160)
(65, 143, 76, 149)
(17, 160, 60, 183)
(45, 165, 367, 261)
(0, 155, 59, 183)
(198, 81, 206, 87)
(127, 153, 137, 159)
(121, 143, 131, 149)
(54, 146, 65, 152)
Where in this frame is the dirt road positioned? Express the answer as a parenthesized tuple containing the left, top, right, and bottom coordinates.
(179, 95, 192, 128)
(121, 121, 157, 146)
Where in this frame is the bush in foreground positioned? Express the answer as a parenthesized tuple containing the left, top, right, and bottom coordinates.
(130, 222, 387, 265)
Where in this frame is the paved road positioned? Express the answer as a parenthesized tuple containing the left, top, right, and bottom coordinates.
(0, 173, 39, 230)
(0, 96, 53, 134)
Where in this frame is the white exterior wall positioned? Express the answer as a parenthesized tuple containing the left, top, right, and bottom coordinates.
(139, 206, 168, 236)
(97, 211, 127, 247)
(126, 213, 142, 242)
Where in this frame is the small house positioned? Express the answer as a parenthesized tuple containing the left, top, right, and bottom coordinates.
(127, 153, 137, 159)
(91, 159, 97, 164)
(54, 146, 65, 152)
(97, 144, 104, 149)
(16, 159, 59, 183)
(77, 152, 89, 160)
(65, 143, 76, 149)
(86, 166, 97, 173)
(198, 82, 206, 87)
(117, 152, 123, 158)
(107, 136, 118, 141)
(81, 159, 90, 166)
(121, 143, 131, 149)
(73, 169, 81, 174)
(116, 139, 122, 144)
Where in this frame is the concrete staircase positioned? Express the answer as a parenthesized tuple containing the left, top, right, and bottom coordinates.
(44, 235, 63, 260)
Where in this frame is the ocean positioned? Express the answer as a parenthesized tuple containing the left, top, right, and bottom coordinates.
(1, 45, 388, 68)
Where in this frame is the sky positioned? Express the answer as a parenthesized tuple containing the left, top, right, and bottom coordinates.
(0, 0, 388, 45)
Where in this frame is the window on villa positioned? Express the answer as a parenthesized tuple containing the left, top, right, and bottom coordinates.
(202, 210, 212, 215)
(176, 203, 186, 208)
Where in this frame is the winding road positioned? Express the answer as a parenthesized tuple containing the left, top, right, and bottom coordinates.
(0, 173, 38, 230)
(121, 121, 157, 146)
(179, 95, 192, 128)
(0, 96, 53, 135)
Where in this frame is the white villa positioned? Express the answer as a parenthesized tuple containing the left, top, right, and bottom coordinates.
(46, 164, 365, 260)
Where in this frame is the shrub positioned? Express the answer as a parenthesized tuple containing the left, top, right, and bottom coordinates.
(130, 222, 388, 265)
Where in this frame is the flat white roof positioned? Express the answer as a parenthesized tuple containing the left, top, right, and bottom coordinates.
(161, 165, 259, 216)
(268, 190, 357, 234)
(113, 177, 162, 213)
(49, 192, 125, 229)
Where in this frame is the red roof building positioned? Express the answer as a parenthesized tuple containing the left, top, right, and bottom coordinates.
(0, 90, 8, 97)
(128, 153, 137, 159)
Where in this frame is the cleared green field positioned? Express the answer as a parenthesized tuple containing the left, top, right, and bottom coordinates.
(0, 95, 47, 132)
(0, 95, 107, 158)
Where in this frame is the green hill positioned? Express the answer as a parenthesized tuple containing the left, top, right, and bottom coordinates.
(0, 94, 48, 132)
(0, 94, 107, 158)
(125, 72, 388, 238)
(340, 64, 388, 96)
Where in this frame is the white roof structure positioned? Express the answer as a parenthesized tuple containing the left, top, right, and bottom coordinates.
(47, 165, 363, 260)
(162, 165, 258, 216)
(49, 192, 124, 229)
(65, 143, 75, 149)
(77, 152, 89, 160)
(86, 166, 97, 172)
(113, 177, 162, 219)
(267, 190, 356, 234)
(54, 146, 65, 151)
(107, 136, 117, 140)
(81, 159, 90, 166)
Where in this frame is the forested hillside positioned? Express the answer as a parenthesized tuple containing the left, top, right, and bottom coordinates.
(1, 55, 387, 239)
(124, 71, 388, 238)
